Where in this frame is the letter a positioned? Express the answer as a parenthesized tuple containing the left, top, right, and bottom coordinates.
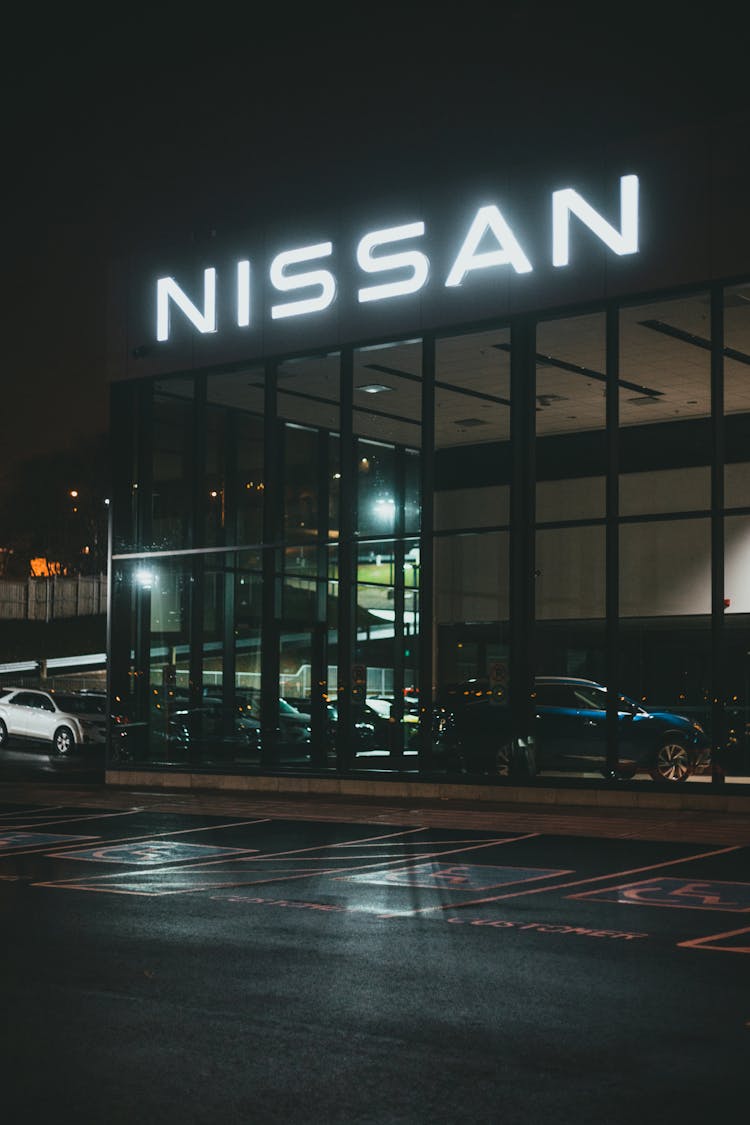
(445, 205, 533, 286)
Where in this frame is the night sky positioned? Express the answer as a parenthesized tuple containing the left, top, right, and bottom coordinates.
(2, 8, 737, 477)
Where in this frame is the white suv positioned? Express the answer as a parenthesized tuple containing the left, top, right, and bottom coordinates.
(0, 688, 107, 757)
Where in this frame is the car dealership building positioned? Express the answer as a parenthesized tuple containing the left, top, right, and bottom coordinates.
(104, 112, 750, 802)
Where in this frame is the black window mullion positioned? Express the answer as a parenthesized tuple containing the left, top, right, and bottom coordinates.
(310, 429, 330, 768)
(417, 335, 435, 767)
(510, 317, 536, 765)
(191, 375, 206, 550)
(132, 382, 154, 729)
(261, 362, 280, 768)
(221, 412, 238, 738)
(137, 380, 154, 550)
(605, 304, 620, 777)
(336, 347, 356, 770)
(188, 377, 207, 725)
(711, 285, 726, 786)
(390, 446, 406, 767)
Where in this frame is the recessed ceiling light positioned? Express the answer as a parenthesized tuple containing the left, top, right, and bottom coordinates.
(356, 383, 394, 394)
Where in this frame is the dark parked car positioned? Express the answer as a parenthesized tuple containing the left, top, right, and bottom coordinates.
(434, 675, 715, 783)
(115, 690, 312, 759)
(326, 701, 392, 754)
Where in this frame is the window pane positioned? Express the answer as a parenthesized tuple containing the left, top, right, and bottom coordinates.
(536, 313, 606, 521)
(724, 282, 750, 509)
(620, 294, 711, 515)
(151, 378, 194, 551)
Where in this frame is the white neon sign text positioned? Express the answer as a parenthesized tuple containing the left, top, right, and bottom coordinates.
(552, 174, 639, 267)
(445, 205, 533, 285)
(154, 175, 640, 340)
(156, 269, 216, 342)
(269, 242, 336, 319)
(357, 222, 429, 303)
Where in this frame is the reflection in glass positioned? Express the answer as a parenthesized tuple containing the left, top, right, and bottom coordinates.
(151, 379, 194, 551)
(536, 312, 606, 520)
(620, 294, 711, 515)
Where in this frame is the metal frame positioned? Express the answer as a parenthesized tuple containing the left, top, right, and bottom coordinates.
(108, 281, 744, 788)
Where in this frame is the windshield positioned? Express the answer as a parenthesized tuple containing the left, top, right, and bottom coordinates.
(53, 694, 106, 715)
(577, 686, 642, 713)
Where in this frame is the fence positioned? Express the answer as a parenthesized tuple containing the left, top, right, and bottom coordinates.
(0, 575, 107, 621)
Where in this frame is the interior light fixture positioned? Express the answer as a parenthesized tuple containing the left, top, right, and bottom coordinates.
(356, 383, 394, 394)
(135, 568, 156, 590)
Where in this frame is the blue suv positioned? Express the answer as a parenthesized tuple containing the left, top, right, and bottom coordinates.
(435, 675, 714, 783)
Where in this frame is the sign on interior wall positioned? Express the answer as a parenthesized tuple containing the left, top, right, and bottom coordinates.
(154, 174, 640, 342)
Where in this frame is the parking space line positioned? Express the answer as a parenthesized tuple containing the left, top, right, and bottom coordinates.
(0, 805, 68, 821)
(54, 841, 260, 864)
(380, 843, 743, 916)
(571, 876, 750, 911)
(34, 826, 433, 892)
(342, 861, 572, 891)
(678, 924, 750, 953)
(0, 816, 273, 859)
(327, 836, 497, 848)
(35, 830, 536, 895)
(46, 817, 274, 854)
(0, 808, 144, 836)
(0, 831, 99, 849)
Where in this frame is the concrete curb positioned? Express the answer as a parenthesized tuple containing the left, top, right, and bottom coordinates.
(105, 770, 750, 815)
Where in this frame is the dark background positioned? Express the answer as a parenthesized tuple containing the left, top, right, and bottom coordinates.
(1, 8, 740, 475)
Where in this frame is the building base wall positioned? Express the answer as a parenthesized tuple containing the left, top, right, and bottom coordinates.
(104, 770, 749, 813)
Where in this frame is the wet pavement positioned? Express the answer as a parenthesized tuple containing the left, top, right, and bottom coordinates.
(1, 776, 748, 1121)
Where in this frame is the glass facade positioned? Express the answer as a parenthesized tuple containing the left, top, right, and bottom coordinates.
(109, 281, 750, 789)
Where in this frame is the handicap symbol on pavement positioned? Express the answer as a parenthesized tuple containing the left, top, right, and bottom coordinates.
(573, 876, 750, 912)
(51, 840, 254, 865)
(0, 832, 96, 849)
(343, 861, 569, 890)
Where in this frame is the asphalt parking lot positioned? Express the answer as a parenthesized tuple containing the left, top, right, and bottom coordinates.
(1, 782, 748, 1123)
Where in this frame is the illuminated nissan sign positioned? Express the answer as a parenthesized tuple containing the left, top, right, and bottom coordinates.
(155, 174, 639, 342)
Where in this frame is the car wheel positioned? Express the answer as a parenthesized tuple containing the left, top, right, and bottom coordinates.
(0, 719, 7, 747)
(52, 725, 75, 757)
(650, 736, 691, 782)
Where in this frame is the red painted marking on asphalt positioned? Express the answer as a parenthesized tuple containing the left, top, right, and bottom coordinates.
(380, 843, 743, 916)
(56, 841, 259, 863)
(443, 916, 648, 940)
(328, 837, 511, 848)
(348, 861, 572, 891)
(35, 830, 532, 896)
(572, 876, 750, 911)
(211, 894, 650, 941)
(1, 816, 272, 860)
(215, 895, 349, 913)
(33, 826, 433, 892)
(678, 924, 750, 954)
(46, 818, 273, 855)
(0, 809, 142, 853)
(0, 805, 68, 821)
